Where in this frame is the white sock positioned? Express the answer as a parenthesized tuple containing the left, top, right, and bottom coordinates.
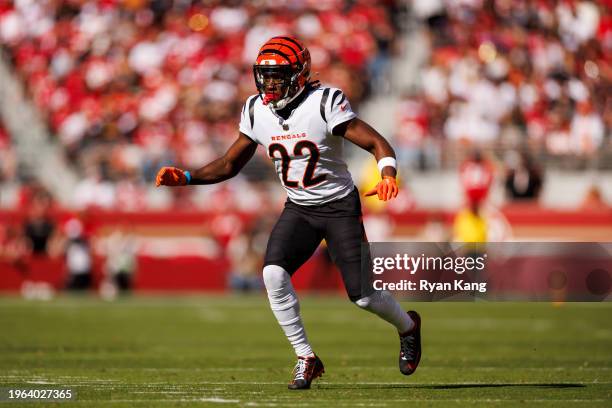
(354, 290, 414, 334)
(263, 265, 313, 357)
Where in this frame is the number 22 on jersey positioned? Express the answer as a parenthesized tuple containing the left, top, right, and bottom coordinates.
(268, 141, 326, 188)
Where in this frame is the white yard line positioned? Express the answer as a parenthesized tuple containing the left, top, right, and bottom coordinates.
(5, 365, 609, 374)
(111, 366, 612, 371)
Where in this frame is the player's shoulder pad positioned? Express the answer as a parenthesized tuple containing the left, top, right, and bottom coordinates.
(242, 94, 262, 129)
(318, 87, 346, 123)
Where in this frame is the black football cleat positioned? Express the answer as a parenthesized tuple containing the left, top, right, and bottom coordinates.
(399, 310, 421, 376)
(288, 355, 325, 390)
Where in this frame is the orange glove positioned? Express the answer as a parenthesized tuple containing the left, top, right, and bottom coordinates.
(155, 166, 187, 187)
(364, 176, 399, 201)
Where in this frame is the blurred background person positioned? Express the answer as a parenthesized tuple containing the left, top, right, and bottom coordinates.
(0, 223, 30, 274)
(460, 149, 494, 214)
(226, 226, 263, 293)
(22, 185, 55, 256)
(504, 150, 544, 201)
(103, 226, 138, 294)
(62, 217, 93, 291)
(580, 184, 609, 211)
(453, 150, 494, 243)
(453, 205, 488, 243)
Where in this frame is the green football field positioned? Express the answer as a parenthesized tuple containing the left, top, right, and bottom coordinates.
(0, 295, 610, 407)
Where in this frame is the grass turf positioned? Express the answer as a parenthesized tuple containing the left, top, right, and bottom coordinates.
(0, 295, 610, 407)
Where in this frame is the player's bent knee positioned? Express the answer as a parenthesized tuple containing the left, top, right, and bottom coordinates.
(263, 264, 290, 291)
(354, 295, 373, 310)
(354, 291, 386, 311)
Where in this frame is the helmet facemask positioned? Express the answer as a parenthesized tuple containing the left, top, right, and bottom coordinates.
(253, 63, 307, 110)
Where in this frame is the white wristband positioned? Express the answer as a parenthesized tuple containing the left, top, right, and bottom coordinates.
(377, 157, 397, 173)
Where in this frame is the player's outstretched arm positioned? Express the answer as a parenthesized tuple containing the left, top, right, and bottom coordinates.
(334, 118, 399, 201)
(156, 133, 257, 187)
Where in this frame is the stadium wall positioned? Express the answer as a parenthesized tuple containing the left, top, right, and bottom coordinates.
(1, 207, 610, 294)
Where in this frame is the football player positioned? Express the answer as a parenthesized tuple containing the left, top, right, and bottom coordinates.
(156, 37, 421, 390)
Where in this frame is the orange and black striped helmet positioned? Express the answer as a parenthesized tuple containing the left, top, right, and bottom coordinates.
(253, 36, 311, 108)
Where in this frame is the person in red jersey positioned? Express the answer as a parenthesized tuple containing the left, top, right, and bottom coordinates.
(460, 150, 494, 214)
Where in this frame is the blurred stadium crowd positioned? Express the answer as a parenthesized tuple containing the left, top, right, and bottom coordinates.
(398, 0, 610, 171)
(0, 0, 405, 211)
(0, 0, 610, 213)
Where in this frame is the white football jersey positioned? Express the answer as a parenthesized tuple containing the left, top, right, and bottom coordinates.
(239, 86, 357, 206)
